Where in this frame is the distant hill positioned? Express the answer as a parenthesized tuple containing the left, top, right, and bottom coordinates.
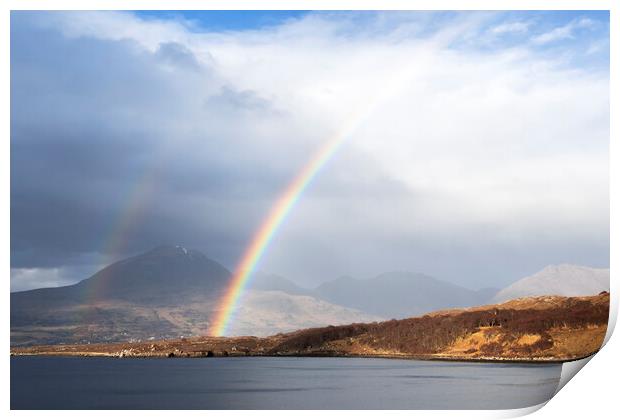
(314, 271, 498, 318)
(10, 246, 377, 346)
(492, 264, 610, 303)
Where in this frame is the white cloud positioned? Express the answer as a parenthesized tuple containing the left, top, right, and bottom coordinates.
(586, 38, 609, 55)
(489, 21, 531, 35)
(11, 268, 78, 292)
(531, 17, 596, 45)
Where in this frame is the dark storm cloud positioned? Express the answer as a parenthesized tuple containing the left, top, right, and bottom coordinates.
(10, 13, 291, 273)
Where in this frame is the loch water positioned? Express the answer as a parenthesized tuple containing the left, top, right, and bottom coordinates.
(11, 356, 561, 409)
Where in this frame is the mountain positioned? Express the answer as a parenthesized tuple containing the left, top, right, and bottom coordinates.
(492, 264, 610, 303)
(80, 245, 231, 302)
(11, 246, 228, 345)
(10, 246, 378, 346)
(314, 271, 498, 318)
(11, 245, 230, 309)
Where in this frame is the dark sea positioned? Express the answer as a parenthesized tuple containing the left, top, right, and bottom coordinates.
(10, 356, 561, 409)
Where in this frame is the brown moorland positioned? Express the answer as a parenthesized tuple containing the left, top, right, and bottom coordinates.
(11, 293, 609, 362)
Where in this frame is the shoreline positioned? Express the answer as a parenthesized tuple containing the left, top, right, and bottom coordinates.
(11, 349, 595, 364)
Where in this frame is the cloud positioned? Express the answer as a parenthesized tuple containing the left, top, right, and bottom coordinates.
(205, 86, 275, 112)
(10, 11, 609, 291)
(531, 17, 596, 45)
(155, 42, 205, 71)
(10, 265, 102, 292)
(489, 21, 531, 35)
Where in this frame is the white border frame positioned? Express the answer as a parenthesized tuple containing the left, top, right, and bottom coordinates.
(2, 2, 616, 419)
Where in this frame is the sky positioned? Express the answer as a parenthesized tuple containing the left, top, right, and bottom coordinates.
(10, 10, 610, 292)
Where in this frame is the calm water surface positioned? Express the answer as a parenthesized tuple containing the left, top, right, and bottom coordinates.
(11, 356, 561, 409)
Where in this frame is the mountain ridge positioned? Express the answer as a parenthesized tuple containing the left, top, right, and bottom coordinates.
(492, 264, 609, 303)
(314, 271, 498, 318)
(12, 245, 609, 347)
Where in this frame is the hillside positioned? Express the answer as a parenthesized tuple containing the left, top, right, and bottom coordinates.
(12, 293, 609, 362)
(493, 264, 609, 303)
(224, 290, 380, 336)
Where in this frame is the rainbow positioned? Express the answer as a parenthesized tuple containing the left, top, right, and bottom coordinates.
(209, 102, 397, 336)
(208, 120, 358, 336)
(83, 140, 172, 305)
(209, 64, 415, 336)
